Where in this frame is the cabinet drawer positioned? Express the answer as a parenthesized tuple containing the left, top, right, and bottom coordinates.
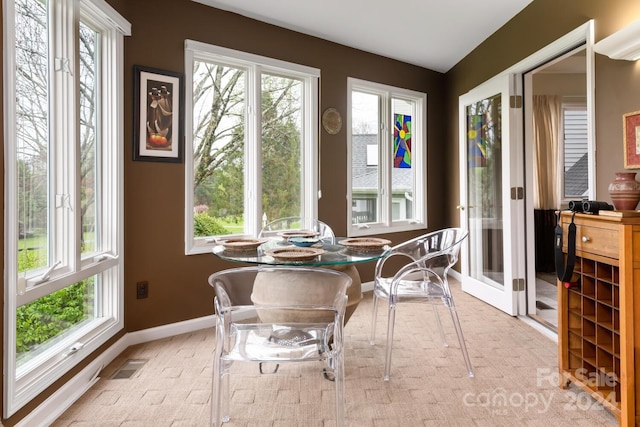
(573, 224, 618, 258)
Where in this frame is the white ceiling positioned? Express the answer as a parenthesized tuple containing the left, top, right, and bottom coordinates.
(193, 0, 533, 73)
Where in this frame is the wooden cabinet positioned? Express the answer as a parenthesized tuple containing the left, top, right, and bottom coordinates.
(558, 211, 640, 425)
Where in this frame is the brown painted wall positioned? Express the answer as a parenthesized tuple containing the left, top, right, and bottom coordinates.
(115, 0, 445, 333)
(444, 0, 640, 222)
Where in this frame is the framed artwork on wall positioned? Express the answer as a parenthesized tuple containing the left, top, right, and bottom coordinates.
(623, 110, 640, 168)
(133, 65, 184, 162)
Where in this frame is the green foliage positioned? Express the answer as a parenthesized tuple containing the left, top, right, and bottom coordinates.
(194, 212, 229, 236)
(16, 248, 94, 359)
(18, 248, 42, 273)
(260, 78, 301, 219)
(16, 279, 94, 358)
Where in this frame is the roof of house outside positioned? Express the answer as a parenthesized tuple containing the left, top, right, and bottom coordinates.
(564, 153, 588, 197)
(352, 134, 412, 192)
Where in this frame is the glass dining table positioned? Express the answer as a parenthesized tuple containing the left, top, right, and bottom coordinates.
(212, 237, 388, 266)
(212, 237, 390, 323)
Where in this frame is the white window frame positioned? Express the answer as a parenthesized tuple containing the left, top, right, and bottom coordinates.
(184, 40, 320, 255)
(347, 77, 427, 237)
(3, 0, 129, 416)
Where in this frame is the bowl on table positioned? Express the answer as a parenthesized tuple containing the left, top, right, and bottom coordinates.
(277, 230, 320, 241)
(289, 237, 322, 247)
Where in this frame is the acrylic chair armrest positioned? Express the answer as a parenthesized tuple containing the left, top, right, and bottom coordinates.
(374, 251, 419, 280)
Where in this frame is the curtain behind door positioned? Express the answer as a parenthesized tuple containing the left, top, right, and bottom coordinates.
(532, 95, 562, 272)
(532, 95, 562, 210)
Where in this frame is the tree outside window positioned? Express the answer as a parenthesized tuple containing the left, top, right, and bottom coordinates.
(185, 42, 319, 254)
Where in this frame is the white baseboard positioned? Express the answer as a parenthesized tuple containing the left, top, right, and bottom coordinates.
(125, 315, 216, 347)
(17, 315, 216, 427)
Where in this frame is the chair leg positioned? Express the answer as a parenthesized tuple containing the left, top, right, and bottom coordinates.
(212, 357, 229, 426)
(447, 300, 474, 378)
(211, 366, 218, 426)
(222, 369, 231, 422)
(333, 353, 346, 427)
(323, 367, 335, 381)
(432, 301, 448, 347)
(383, 301, 397, 381)
(370, 293, 379, 345)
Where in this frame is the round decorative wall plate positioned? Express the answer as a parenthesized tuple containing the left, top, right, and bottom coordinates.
(322, 108, 342, 134)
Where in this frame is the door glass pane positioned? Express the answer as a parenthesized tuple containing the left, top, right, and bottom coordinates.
(392, 98, 414, 222)
(191, 61, 246, 236)
(261, 74, 302, 223)
(16, 0, 49, 272)
(79, 22, 98, 255)
(466, 94, 504, 289)
(351, 91, 379, 224)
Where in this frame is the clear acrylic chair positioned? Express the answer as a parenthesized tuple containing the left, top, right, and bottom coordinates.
(258, 216, 335, 243)
(369, 227, 473, 381)
(208, 266, 352, 426)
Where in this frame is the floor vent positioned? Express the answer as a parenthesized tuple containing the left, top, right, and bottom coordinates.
(111, 359, 148, 379)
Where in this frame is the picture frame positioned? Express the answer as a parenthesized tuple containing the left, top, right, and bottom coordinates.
(623, 110, 640, 168)
(133, 65, 184, 162)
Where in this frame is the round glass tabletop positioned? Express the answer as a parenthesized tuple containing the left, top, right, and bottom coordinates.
(212, 237, 389, 266)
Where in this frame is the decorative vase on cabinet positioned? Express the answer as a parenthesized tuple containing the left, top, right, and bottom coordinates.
(608, 171, 640, 210)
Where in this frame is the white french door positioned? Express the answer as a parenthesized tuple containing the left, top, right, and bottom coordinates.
(458, 74, 525, 316)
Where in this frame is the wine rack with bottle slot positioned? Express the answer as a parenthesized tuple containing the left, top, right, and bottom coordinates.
(565, 257, 620, 405)
(558, 211, 640, 426)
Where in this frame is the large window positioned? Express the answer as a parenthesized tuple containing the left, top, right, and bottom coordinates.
(184, 41, 319, 254)
(347, 78, 427, 236)
(4, 0, 129, 416)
